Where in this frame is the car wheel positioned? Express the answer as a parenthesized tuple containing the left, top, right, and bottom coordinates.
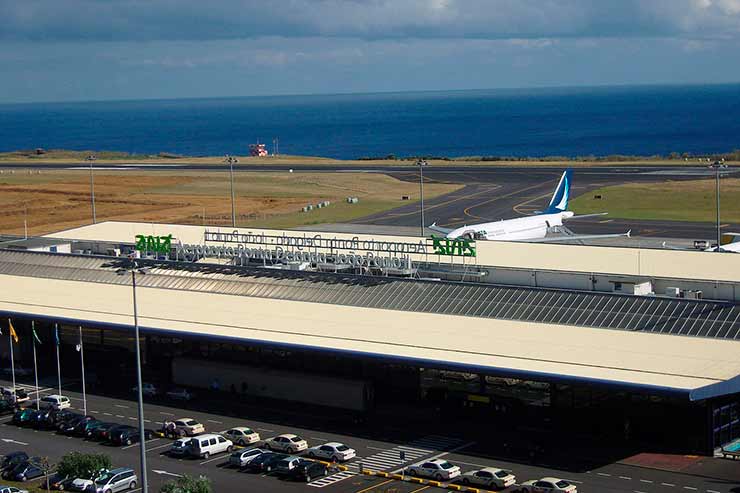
(462, 478, 470, 485)
(265, 443, 271, 451)
(308, 451, 315, 458)
(239, 439, 246, 446)
(332, 456, 339, 463)
(58, 485, 65, 491)
(203, 452, 210, 459)
(288, 447, 296, 454)
(227, 445, 233, 453)
(129, 480, 137, 489)
(435, 473, 443, 480)
(126, 438, 133, 445)
(305, 474, 312, 483)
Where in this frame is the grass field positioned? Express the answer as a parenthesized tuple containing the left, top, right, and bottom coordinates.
(570, 178, 740, 223)
(0, 169, 460, 235)
(2, 149, 737, 168)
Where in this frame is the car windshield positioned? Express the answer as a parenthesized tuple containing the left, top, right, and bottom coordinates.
(336, 445, 350, 451)
(555, 480, 571, 488)
(439, 462, 454, 469)
(185, 420, 199, 426)
(495, 471, 510, 478)
(291, 436, 303, 442)
(95, 472, 115, 484)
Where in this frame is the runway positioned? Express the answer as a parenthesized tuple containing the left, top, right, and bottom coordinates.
(1, 161, 736, 240)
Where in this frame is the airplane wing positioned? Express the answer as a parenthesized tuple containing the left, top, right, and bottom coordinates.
(428, 222, 455, 235)
(518, 227, 630, 243)
(566, 212, 609, 220)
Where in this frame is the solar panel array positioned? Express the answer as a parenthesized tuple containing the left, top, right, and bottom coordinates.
(1, 250, 739, 340)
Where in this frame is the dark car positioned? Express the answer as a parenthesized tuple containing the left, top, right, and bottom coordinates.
(54, 412, 83, 431)
(73, 418, 101, 437)
(3, 459, 44, 482)
(0, 400, 15, 416)
(41, 472, 73, 490)
(11, 408, 34, 426)
(103, 424, 134, 443)
(29, 408, 55, 429)
(286, 460, 328, 482)
(246, 452, 289, 473)
(110, 426, 154, 446)
(58, 416, 94, 435)
(83, 420, 111, 439)
(0, 451, 28, 472)
(92, 422, 120, 441)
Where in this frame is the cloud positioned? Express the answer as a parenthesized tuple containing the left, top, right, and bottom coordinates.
(1, 0, 739, 42)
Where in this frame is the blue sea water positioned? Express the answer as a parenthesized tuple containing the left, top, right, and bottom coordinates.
(0, 84, 738, 159)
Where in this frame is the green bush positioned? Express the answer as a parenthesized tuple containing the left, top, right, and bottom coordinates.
(57, 452, 112, 480)
(159, 474, 211, 493)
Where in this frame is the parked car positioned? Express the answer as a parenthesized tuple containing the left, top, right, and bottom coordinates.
(28, 408, 55, 429)
(306, 442, 356, 462)
(92, 422, 120, 441)
(91, 467, 137, 492)
(166, 388, 193, 401)
(169, 438, 193, 457)
(0, 401, 15, 417)
(460, 467, 516, 489)
(264, 434, 308, 454)
(0, 452, 28, 472)
(223, 427, 260, 446)
(44, 409, 76, 429)
(228, 448, 267, 468)
(286, 459, 328, 482)
(273, 456, 304, 477)
(518, 477, 578, 493)
(55, 413, 84, 432)
(173, 418, 204, 436)
(0, 387, 28, 404)
(59, 416, 95, 435)
(0, 486, 29, 493)
(39, 395, 71, 411)
(3, 460, 44, 482)
(40, 472, 72, 490)
(407, 459, 461, 481)
(82, 420, 109, 439)
(11, 409, 34, 426)
(246, 452, 288, 473)
(189, 434, 233, 459)
(110, 426, 154, 446)
(132, 383, 159, 398)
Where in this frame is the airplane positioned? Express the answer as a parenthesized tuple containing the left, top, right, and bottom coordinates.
(706, 233, 740, 253)
(428, 169, 630, 243)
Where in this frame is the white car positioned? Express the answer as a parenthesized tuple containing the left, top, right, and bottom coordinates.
(166, 388, 194, 401)
(223, 427, 260, 446)
(460, 467, 516, 489)
(38, 394, 71, 410)
(190, 433, 233, 459)
(174, 418, 205, 436)
(519, 477, 578, 493)
(264, 434, 308, 453)
(0, 487, 29, 493)
(407, 459, 461, 481)
(306, 442, 356, 462)
(133, 383, 158, 397)
(70, 477, 94, 492)
(0, 387, 29, 403)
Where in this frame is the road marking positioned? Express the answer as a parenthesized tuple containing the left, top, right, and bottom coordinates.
(597, 472, 611, 477)
(661, 483, 675, 487)
(199, 454, 228, 465)
(116, 415, 125, 418)
(123, 438, 160, 450)
(90, 410, 99, 414)
(310, 436, 328, 441)
(639, 479, 653, 483)
(128, 417, 137, 421)
(206, 419, 222, 424)
(619, 476, 632, 480)
(409, 486, 430, 493)
(682, 488, 697, 491)
(103, 412, 112, 416)
(1, 438, 28, 445)
(257, 427, 275, 432)
(355, 478, 394, 493)
(152, 469, 182, 478)
(160, 412, 174, 416)
(146, 443, 172, 453)
(115, 404, 129, 409)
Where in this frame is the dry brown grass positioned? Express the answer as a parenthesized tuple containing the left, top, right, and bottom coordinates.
(0, 169, 460, 235)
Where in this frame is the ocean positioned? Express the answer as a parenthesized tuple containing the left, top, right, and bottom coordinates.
(0, 84, 738, 159)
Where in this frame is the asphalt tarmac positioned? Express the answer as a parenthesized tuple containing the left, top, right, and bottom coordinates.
(1, 162, 737, 240)
(0, 378, 738, 493)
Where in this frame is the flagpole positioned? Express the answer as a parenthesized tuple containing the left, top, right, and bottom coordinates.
(55, 324, 62, 396)
(79, 326, 87, 416)
(32, 321, 39, 410)
(8, 319, 15, 401)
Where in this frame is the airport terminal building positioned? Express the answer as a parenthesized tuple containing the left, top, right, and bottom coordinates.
(0, 221, 739, 456)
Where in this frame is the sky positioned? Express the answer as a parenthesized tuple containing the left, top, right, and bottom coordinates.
(1, 0, 740, 103)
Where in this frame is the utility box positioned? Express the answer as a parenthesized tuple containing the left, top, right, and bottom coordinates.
(666, 287, 681, 297)
(609, 279, 653, 296)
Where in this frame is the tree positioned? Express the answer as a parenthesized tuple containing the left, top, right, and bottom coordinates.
(57, 452, 112, 480)
(159, 474, 211, 493)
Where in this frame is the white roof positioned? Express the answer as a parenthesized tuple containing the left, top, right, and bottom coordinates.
(45, 220, 740, 282)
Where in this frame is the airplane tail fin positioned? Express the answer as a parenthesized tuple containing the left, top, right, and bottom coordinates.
(544, 169, 572, 214)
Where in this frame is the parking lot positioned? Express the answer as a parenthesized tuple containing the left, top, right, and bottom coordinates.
(0, 379, 737, 493)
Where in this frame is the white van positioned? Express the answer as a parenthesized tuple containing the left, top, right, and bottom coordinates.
(39, 394, 71, 410)
(190, 434, 233, 459)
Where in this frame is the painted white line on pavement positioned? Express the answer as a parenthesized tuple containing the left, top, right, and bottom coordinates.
(122, 438, 160, 450)
(257, 427, 275, 432)
(597, 472, 611, 477)
(116, 415, 125, 418)
(391, 440, 474, 474)
(310, 436, 328, 441)
(115, 404, 129, 409)
(103, 412, 112, 416)
(146, 443, 172, 453)
(160, 412, 175, 416)
(207, 419, 222, 424)
(199, 454, 228, 465)
(128, 417, 137, 421)
(682, 487, 697, 491)
(639, 479, 653, 483)
(619, 476, 632, 480)
(662, 483, 676, 487)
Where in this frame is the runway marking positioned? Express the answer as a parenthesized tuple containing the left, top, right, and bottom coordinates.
(379, 184, 501, 221)
(454, 177, 561, 224)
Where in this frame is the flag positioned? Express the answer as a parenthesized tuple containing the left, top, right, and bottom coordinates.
(54, 325, 60, 346)
(8, 320, 18, 344)
(32, 327, 41, 345)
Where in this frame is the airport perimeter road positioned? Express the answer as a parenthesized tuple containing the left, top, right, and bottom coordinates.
(0, 381, 738, 493)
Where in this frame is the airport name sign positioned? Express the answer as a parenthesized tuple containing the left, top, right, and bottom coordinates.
(134, 234, 173, 254)
(431, 235, 476, 257)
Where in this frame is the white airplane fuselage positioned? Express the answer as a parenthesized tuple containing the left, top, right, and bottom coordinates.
(446, 211, 575, 241)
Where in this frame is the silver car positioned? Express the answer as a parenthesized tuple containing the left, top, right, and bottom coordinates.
(228, 448, 267, 468)
(92, 468, 137, 493)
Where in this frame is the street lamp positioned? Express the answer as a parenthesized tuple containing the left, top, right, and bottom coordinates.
(710, 159, 727, 252)
(417, 159, 428, 237)
(224, 155, 238, 227)
(86, 154, 97, 224)
(117, 260, 149, 493)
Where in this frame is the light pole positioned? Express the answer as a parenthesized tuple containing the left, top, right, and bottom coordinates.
(117, 260, 149, 493)
(417, 159, 428, 236)
(225, 156, 237, 227)
(710, 159, 726, 251)
(87, 154, 97, 224)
